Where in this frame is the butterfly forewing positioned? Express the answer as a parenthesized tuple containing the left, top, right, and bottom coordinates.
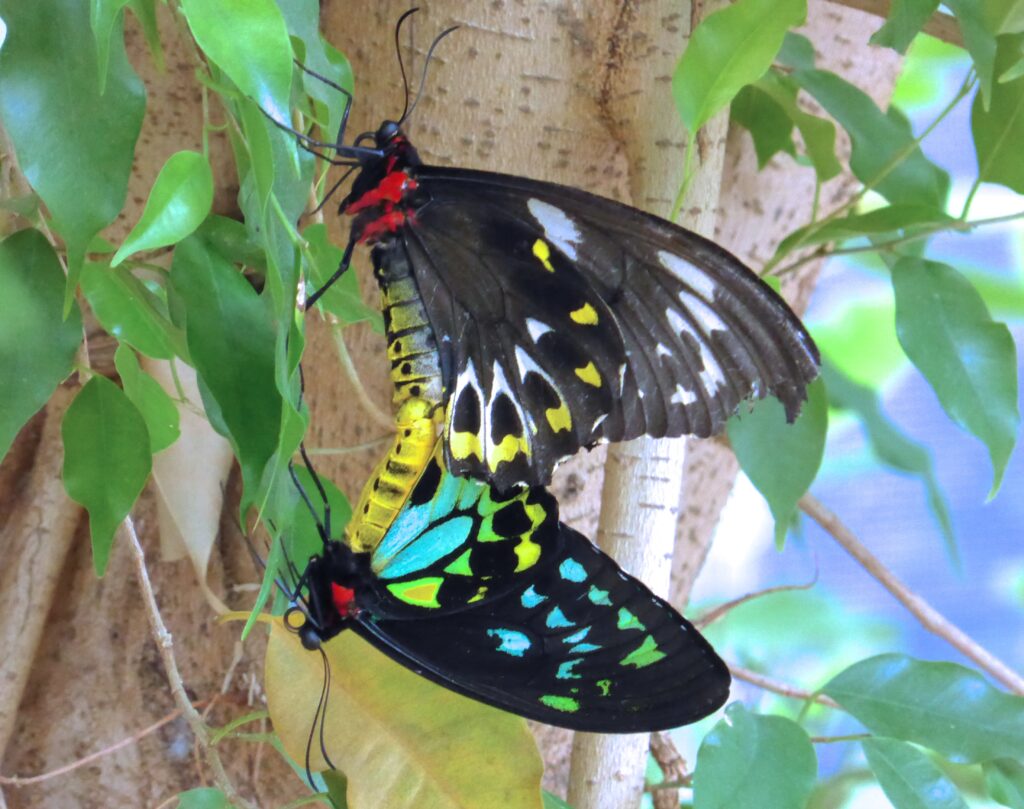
(394, 166, 819, 489)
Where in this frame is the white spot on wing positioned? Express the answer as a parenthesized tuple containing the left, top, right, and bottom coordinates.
(666, 308, 698, 342)
(658, 250, 717, 299)
(527, 199, 581, 260)
(671, 384, 697, 406)
(526, 318, 553, 343)
(656, 343, 672, 360)
(679, 290, 728, 334)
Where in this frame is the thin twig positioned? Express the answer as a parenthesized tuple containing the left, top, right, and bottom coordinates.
(696, 573, 818, 630)
(810, 733, 873, 744)
(801, 494, 1024, 695)
(729, 663, 841, 709)
(0, 701, 209, 786)
(649, 732, 690, 808)
(123, 517, 257, 809)
(329, 324, 396, 432)
(828, 0, 963, 47)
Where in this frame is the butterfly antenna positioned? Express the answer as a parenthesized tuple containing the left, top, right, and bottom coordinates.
(304, 647, 337, 786)
(394, 7, 419, 124)
(398, 23, 459, 127)
(299, 441, 333, 541)
(319, 648, 338, 771)
(289, 459, 331, 547)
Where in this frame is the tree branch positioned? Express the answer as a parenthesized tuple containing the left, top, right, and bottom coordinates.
(800, 494, 1024, 695)
(123, 516, 257, 809)
(827, 0, 963, 47)
(729, 663, 841, 709)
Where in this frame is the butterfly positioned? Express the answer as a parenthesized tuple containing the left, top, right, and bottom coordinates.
(296, 13, 820, 492)
(287, 441, 730, 733)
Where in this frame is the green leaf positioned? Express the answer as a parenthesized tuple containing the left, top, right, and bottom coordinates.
(775, 204, 951, 258)
(265, 622, 545, 809)
(89, 0, 131, 90)
(776, 32, 816, 70)
(870, 0, 941, 54)
(824, 654, 1024, 763)
(863, 738, 969, 809)
(62, 375, 151, 575)
(179, 0, 293, 125)
(693, 703, 816, 809)
(286, 464, 352, 575)
(127, 0, 163, 70)
(757, 70, 842, 182)
(727, 377, 827, 547)
(946, 0, 999, 107)
(985, 0, 1024, 33)
(673, 0, 807, 133)
(892, 257, 1019, 495)
(543, 792, 574, 809)
(169, 233, 282, 507)
(972, 33, 1024, 194)
(0, 0, 145, 302)
(0, 230, 83, 463)
(80, 262, 184, 360)
(113, 345, 180, 453)
(176, 787, 231, 809)
(821, 362, 956, 562)
(112, 151, 214, 266)
(321, 771, 349, 809)
(985, 759, 1024, 808)
(303, 223, 382, 330)
(731, 85, 796, 168)
(792, 69, 949, 208)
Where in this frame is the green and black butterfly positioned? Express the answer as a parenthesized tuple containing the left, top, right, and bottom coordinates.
(297, 13, 820, 491)
(288, 447, 730, 733)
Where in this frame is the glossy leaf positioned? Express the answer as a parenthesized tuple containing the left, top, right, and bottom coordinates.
(946, 0, 998, 106)
(0, 230, 83, 463)
(0, 0, 145, 299)
(984, 0, 1024, 33)
(128, 0, 163, 69)
(114, 346, 180, 453)
(756, 70, 841, 181)
(176, 788, 231, 809)
(862, 738, 969, 809)
(80, 262, 184, 360)
(892, 257, 1019, 495)
(870, 0, 941, 53)
(112, 151, 213, 266)
(90, 0, 131, 90)
(673, 0, 807, 133)
(693, 703, 817, 809)
(777, 31, 816, 70)
(824, 654, 1024, 763)
(775, 204, 951, 259)
(179, 0, 292, 124)
(732, 85, 796, 168)
(985, 759, 1024, 809)
(972, 34, 1024, 194)
(62, 375, 151, 575)
(265, 621, 545, 809)
(169, 233, 282, 505)
(821, 362, 956, 562)
(727, 377, 827, 547)
(303, 223, 382, 330)
(793, 69, 949, 208)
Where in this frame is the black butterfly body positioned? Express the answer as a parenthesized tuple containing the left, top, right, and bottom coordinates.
(293, 451, 730, 733)
(330, 122, 820, 491)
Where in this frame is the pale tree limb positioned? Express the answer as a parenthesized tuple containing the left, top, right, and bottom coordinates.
(566, 3, 731, 807)
(827, 0, 963, 47)
(800, 494, 1024, 695)
(123, 516, 257, 809)
(0, 386, 82, 758)
(729, 663, 841, 709)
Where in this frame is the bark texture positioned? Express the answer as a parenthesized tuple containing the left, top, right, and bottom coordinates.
(0, 1, 900, 806)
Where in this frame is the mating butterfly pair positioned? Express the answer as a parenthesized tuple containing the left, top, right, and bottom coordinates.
(282, 13, 819, 734)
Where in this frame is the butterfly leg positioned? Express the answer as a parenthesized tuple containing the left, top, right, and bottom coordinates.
(306, 235, 355, 310)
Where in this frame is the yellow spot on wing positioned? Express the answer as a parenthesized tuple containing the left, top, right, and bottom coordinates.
(575, 361, 602, 387)
(569, 302, 599, 325)
(532, 239, 555, 272)
(450, 430, 483, 460)
(514, 535, 542, 571)
(545, 400, 572, 432)
(387, 577, 444, 608)
(489, 433, 530, 468)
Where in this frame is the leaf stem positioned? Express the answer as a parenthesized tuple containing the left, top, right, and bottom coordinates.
(670, 133, 696, 223)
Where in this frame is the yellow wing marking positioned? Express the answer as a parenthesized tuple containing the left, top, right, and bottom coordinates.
(569, 302, 599, 325)
(575, 361, 602, 387)
(532, 239, 555, 272)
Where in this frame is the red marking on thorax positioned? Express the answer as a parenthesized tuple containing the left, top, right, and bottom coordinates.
(345, 170, 418, 215)
(331, 582, 358, 618)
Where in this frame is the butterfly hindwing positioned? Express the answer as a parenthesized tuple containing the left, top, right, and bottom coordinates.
(352, 520, 729, 732)
(387, 166, 819, 488)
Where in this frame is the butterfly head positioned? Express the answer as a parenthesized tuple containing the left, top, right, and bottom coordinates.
(287, 541, 369, 650)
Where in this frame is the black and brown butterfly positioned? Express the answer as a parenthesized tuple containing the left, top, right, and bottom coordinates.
(298, 12, 820, 491)
(285, 419, 730, 733)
